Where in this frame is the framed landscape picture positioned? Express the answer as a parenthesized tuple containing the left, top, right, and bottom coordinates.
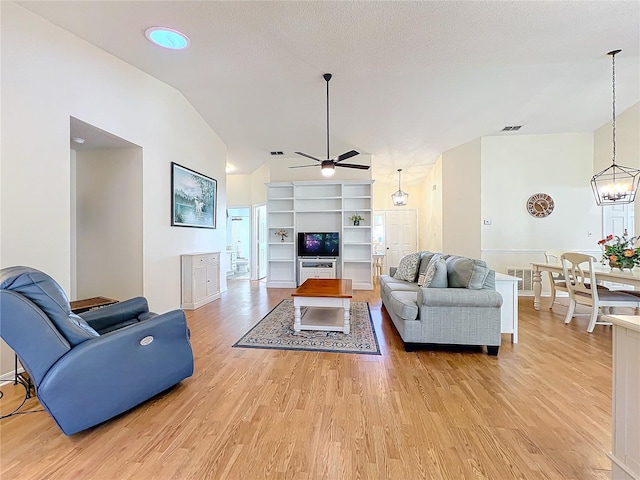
(171, 162, 216, 229)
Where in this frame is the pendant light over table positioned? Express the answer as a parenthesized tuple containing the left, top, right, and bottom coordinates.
(591, 50, 640, 206)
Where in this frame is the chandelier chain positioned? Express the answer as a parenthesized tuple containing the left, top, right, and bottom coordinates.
(612, 51, 617, 164)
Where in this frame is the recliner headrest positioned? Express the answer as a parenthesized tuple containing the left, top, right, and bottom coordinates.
(0, 266, 98, 346)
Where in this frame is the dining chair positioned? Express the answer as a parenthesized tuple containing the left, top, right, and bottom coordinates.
(560, 253, 640, 333)
(544, 251, 569, 310)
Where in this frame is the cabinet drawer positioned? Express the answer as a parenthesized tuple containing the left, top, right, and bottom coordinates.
(194, 255, 207, 265)
(207, 253, 220, 264)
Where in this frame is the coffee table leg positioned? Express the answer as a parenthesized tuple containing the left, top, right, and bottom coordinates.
(343, 303, 350, 334)
(294, 304, 302, 332)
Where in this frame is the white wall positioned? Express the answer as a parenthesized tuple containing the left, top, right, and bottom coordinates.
(480, 133, 601, 275)
(75, 148, 143, 301)
(442, 138, 482, 258)
(0, 3, 227, 377)
(419, 156, 443, 252)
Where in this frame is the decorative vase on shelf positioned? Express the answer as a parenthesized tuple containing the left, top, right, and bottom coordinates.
(280, 236, 285, 242)
(353, 220, 360, 226)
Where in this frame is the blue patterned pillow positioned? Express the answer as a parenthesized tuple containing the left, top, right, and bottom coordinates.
(392, 252, 422, 282)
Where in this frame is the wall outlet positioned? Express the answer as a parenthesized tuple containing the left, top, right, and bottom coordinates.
(483, 219, 492, 225)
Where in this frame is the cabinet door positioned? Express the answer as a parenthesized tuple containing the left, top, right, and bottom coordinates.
(317, 269, 334, 279)
(206, 264, 219, 296)
(194, 265, 207, 302)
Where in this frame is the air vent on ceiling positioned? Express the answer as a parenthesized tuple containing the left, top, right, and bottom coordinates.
(501, 125, 522, 131)
(270, 151, 284, 156)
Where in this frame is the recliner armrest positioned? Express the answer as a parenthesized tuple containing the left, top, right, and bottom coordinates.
(417, 288, 503, 308)
(80, 296, 150, 332)
(37, 309, 194, 435)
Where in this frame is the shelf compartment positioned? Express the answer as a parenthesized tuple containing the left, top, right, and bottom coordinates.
(295, 184, 342, 198)
(267, 185, 294, 199)
(344, 198, 371, 210)
(343, 184, 371, 197)
(296, 198, 342, 211)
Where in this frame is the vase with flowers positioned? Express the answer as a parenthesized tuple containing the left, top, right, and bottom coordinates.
(275, 229, 288, 242)
(349, 213, 365, 226)
(598, 230, 640, 270)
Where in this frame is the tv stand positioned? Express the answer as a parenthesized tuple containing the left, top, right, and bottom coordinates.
(299, 258, 337, 285)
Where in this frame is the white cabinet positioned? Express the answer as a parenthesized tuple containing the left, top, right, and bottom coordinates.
(266, 181, 374, 290)
(495, 272, 520, 343)
(299, 259, 337, 285)
(181, 252, 220, 310)
(606, 315, 640, 480)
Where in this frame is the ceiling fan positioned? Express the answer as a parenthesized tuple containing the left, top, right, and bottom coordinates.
(291, 73, 369, 177)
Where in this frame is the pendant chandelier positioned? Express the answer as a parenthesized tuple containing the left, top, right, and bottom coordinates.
(591, 49, 640, 206)
(391, 169, 409, 206)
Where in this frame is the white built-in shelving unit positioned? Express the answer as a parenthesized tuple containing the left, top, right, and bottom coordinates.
(266, 180, 374, 289)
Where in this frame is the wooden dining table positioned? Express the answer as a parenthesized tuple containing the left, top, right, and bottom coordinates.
(531, 261, 640, 310)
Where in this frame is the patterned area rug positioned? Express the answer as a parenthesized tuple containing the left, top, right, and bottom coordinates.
(233, 300, 380, 355)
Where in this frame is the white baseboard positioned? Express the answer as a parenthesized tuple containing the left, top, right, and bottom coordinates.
(0, 366, 24, 386)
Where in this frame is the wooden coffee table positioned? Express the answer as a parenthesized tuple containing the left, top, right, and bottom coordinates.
(291, 278, 353, 334)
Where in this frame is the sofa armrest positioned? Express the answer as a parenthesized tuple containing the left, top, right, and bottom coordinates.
(80, 297, 150, 331)
(417, 288, 503, 308)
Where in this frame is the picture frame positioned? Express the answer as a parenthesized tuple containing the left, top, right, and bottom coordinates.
(171, 162, 217, 229)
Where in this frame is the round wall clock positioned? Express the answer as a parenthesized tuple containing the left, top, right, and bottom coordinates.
(527, 193, 555, 218)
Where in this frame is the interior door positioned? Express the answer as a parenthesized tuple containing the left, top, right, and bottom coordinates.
(254, 204, 267, 280)
(603, 203, 634, 237)
(384, 209, 418, 271)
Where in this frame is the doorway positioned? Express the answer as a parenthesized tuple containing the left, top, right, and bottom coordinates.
(227, 207, 251, 279)
(70, 117, 143, 301)
(374, 209, 418, 274)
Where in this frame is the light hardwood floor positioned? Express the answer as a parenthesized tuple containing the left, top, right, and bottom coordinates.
(0, 279, 615, 479)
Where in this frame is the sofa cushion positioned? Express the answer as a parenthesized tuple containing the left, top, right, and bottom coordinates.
(417, 252, 436, 276)
(446, 256, 490, 289)
(388, 291, 419, 321)
(424, 256, 448, 288)
(382, 279, 420, 297)
(393, 252, 422, 282)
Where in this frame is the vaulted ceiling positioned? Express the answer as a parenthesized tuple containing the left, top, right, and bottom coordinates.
(19, 1, 640, 185)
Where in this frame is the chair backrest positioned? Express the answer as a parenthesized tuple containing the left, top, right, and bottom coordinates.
(0, 267, 100, 386)
(0, 266, 99, 346)
(560, 253, 599, 301)
(544, 251, 566, 282)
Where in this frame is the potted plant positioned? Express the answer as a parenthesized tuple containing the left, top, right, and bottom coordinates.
(275, 229, 288, 242)
(349, 213, 365, 226)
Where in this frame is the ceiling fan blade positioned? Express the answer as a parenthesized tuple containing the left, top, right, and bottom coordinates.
(334, 150, 360, 163)
(288, 164, 317, 169)
(294, 152, 322, 162)
(334, 163, 370, 170)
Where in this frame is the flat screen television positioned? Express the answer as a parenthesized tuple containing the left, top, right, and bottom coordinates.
(297, 232, 340, 257)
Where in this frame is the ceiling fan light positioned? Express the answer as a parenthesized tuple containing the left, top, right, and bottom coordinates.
(321, 161, 335, 177)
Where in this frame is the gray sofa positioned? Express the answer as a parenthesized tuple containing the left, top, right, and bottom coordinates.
(380, 252, 503, 355)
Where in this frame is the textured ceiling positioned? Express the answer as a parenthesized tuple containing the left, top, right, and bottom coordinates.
(18, 1, 640, 185)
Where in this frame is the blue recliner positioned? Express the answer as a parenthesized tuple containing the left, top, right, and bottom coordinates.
(0, 266, 194, 435)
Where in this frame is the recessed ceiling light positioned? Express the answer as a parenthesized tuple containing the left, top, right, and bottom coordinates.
(71, 137, 85, 144)
(145, 27, 190, 50)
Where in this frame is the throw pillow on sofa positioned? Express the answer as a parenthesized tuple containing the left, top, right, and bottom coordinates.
(393, 252, 422, 282)
(423, 255, 448, 288)
(446, 256, 490, 289)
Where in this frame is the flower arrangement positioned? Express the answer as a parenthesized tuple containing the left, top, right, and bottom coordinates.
(598, 230, 640, 270)
(275, 229, 288, 242)
(349, 213, 365, 225)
